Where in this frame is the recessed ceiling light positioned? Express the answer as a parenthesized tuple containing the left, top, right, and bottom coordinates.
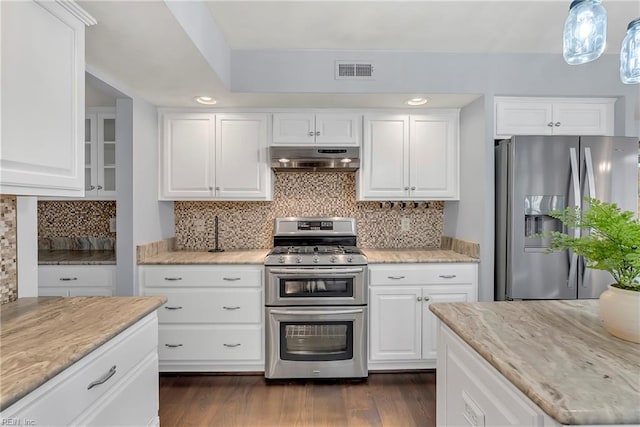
(406, 97, 428, 106)
(194, 96, 217, 105)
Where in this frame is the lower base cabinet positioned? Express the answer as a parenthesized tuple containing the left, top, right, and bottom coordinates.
(368, 263, 478, 370)
(139, 265, 264, 372)
(0, 312, 160, 427)
(38, 265, 115, 297)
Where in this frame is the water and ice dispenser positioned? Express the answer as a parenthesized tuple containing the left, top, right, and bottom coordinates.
(524, 196, 564, 249)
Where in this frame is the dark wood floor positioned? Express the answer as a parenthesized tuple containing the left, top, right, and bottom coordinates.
(159, 372, 436, 427)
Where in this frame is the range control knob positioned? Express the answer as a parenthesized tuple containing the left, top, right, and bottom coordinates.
(296, 256, 302, 264)
(330, 255, 337, 263)
(278, 256, 285, 263)
(347, 256, 353, 263)
(313, 256, 320, 263)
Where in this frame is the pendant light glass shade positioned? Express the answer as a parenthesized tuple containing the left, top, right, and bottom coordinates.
(563, 0, 607, 65)
(620, 18, 640, 84)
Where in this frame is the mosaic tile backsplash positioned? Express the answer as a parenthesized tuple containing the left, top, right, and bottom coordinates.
(38, 201, 116, 239)
(1, 195, 18, 305)
(175, 172, 444, 250)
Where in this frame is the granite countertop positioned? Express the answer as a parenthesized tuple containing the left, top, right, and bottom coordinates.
(362, 248, 479, 263)
(0, 296, 167, 411)
(38, 249, 116, 265)
(138, 249, 271, 265)
(429, 300, 640, 425)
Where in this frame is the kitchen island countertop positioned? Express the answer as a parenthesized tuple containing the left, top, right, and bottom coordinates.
(0, 296, 166, 411)
(429, 300, 640, 425)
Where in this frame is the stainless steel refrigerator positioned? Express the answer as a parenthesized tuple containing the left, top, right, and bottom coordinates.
(495, 136, 638, 300)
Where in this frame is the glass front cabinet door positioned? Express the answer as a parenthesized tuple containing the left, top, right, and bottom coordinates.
(85, 107, 116, 199)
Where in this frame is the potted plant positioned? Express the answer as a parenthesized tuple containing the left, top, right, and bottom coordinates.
(547, 197, 640, 343)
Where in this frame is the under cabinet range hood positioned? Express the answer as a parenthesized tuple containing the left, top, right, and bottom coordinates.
(270, 146, 360, 171)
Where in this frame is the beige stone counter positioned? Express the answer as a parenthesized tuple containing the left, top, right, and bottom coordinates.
(38, 249, 116, 265)
(0, 296, 166, 410)
(363, 248, 479, 263)
(138, 249, 270, 265)
(429, 300, 640, 425)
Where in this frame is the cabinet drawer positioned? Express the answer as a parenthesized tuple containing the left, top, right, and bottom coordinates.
(140, 265, 262, 287)
(370, 264, 476, 286)
(143, 288, 261, 324)
(39, 265, 115, 287)
(3, 314, 157, 426)
(159, 325, 262, 361)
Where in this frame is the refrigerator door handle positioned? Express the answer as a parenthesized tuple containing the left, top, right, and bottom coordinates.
(567, 147, 581, 289)
(584, 147, 596, 199)
(568, 253, 578, 288)
(581, 257, 591, 288)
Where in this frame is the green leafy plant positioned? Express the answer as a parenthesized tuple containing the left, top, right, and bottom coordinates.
(547, 198, 640, 291)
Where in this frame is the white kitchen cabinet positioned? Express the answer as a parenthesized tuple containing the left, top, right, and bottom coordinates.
(495, 97, 615, 138)
(38, 265, 115, 297)
(358, 111, 459, 200)
(272, 113, 361, 146)
(84, 108, 117, 199)
(159, 112, 271, 200)
(139, 264, 265, 372)
(0, 1, 94, 197)
(0, 312, 160, 427)
(368, 263, 477, 370)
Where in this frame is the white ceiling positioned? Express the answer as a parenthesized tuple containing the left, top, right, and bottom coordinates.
(80, 0, 640, 109)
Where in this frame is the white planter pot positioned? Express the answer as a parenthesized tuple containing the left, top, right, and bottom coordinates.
(599, 285, 640, 344)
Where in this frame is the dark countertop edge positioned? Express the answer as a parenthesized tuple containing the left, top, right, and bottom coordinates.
(38, 261, 117, 266)
(0, 297, 166, 411)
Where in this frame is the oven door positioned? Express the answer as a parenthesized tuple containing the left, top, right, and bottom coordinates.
(265, 266, 366, 306)
(265, 306, 367, 379)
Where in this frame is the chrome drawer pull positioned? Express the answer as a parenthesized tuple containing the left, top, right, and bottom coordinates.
(164, 277, 182, 281)
(223, 306, 240, 310)
(223, 277, 241, 281)
(164, 306, 183, 310)
(165, 344, 183, 348)
(439, 274, 457, 279)
(87, 365, 116, 390)
(223, 343, 241, 348)
(388, 276, 405, 280)
(59, 277, 78, 281)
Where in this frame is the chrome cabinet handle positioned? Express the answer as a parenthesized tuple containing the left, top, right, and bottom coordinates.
(165, 344, 183, 348)
(315, 131, 320, 136)
(424, 296, 431, 302)
(209, 186, 213, 191)
(404, 187, 409, 191)
(164, 277, 182, 281)
(223, 277, 241, 281)
(223, 306, 240, 310)
(388, 275, 405, 280)
(417, 296, 423, 301)
(554, 122, 561, 127)
(411, 186, 416, 190)
(164, 306, 183, 310)
(87, 365, 116, 390)
(547, 122, 554, 127)
(97, 185, 103, 190)
(215, 186, 220, 191)
(223, 343, 241, 348)
(439, 274, 457, 279)
(87, 185, 96, 191)
(308, 131, 314, 136)
(59, 277, 78, 281)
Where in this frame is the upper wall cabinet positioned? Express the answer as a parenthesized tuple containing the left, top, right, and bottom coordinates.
(358, 111, 459, 201)
(272, 113, 361, 146)
(159, 112, 271, 201)
(495, 97, 615, 138)
(0, 1, 95, 197)
(85, 108, 117, 199)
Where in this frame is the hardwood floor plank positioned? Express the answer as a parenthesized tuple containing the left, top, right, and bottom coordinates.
(159, 372, 436, 427)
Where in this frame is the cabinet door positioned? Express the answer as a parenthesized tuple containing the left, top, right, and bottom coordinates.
(272, 113, 315, 145)
(422, 285, 474, 360)
(369, 287, 422, 361)
(359, 115, 409, 200)
(215, 114, 271, 200)
(495, 99, 553, 137)
(410, 113, 459, 200)
(552, 101, 614, 136)
(1, 1, 87, 196)
(315, 114, 361, 146)
(159, 113, 215, 199)
(96, 112, 117, 198)
(84, 114, 99, 197)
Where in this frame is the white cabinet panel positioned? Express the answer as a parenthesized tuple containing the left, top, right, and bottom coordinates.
(0, 1, 92, 196)
(139, 265, 262, 288)
(38, 265, 115, 297)
(272, 113, 315, 144)
(422, 288, 472, 360)
(496, 100, 553, 136)
(315, 114, 361, 145)
(552, 102, 613, 135)
(272, 113, 361, 146)
(81, 109, 118, 199)
(158, 325, 262, 361)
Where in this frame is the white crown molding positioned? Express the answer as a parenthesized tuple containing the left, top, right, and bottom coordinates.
(56, 0, 97, 26)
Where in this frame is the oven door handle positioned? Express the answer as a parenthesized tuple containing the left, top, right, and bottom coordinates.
(269, 308, 364, 316)
(268, 268, 364, 275)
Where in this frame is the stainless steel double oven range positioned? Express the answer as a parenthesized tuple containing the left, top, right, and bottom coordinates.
(264, 217, 368, 380)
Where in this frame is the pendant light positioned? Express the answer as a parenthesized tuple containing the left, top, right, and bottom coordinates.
(563, 0, 607, 65)
(620, 18, 640, 84)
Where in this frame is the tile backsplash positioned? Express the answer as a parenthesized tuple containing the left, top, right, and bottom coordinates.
(175, 172, 444, 250)
(38, 201, 116, 239)
(1, 195, 17, 304)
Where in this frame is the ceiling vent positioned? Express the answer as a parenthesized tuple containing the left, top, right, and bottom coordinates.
(335, 61, 374, 80)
